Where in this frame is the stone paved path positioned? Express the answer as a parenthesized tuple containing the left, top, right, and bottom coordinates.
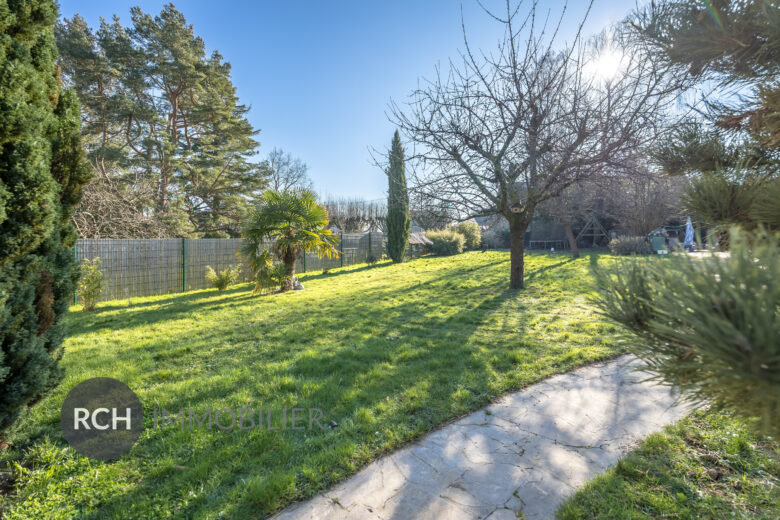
(272, 356, 693, 520)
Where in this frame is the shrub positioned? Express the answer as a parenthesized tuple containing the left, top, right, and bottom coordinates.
(453, 221, 482, 250)
(597, 229, 780, 436)
(608, 236, 652, 255)
(425, 229, 466, 256)
(205, 264, 241, 291)
(77, 259, 104, 311)
(259, 264, 289, 293)
(0, 0, 91, 437)
(366, 254, 379, 265)
(249, 249, 288, 294)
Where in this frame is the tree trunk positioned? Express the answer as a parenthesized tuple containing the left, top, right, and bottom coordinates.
(509, 217, 528, 289)
(158, 169, 169, 210)
(282, 250, 296, 291)
(561, 218, 579, 258)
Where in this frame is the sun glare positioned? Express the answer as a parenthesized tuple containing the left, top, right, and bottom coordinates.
(587, 48, 623, 82)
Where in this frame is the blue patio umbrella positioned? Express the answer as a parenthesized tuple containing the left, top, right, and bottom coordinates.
(684, 217, 694, 247)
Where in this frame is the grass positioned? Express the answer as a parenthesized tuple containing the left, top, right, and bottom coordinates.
(557, 409, 780, 519)
(0, 251, 623, 519)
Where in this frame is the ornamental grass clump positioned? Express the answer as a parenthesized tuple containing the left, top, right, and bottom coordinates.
(246, 249, 288, 294)
(205, 264, 241, 291)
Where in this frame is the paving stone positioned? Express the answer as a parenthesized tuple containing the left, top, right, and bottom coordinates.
(270, 355, 692, 520)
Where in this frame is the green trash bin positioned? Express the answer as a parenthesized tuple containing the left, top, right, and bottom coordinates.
(650, 236, 668, 254)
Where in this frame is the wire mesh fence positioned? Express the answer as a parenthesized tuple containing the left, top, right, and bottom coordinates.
(75, 232, 385, 302)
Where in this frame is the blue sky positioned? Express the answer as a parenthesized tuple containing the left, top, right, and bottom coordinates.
(58, 1, 638, 200)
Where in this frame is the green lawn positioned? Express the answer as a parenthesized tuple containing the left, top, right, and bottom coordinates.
(557, 410, 780, 519)
(1, 251, 623, 519)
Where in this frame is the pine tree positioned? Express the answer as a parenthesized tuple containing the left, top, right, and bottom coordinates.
(597, 230, 780, 436)
(56, 5, 265, 238)
(0, 0, 90, 436)
(636, 0, 780, 149)
(386, 131, 410, 263)
(597, 0, 780, 435)
(638, 1, 780, 235)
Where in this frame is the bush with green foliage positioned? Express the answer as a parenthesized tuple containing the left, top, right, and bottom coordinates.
(366, 254, 379, 265)
(77, 258, 104, 311)
(597, 229, 780, 436)
(426, 229, 466, 256)
(608, 236, 652, 256)
(0, 0, 91, 437)
(247, 249, 289, 294)
(205, 264, 241, 292)
(608, 0, 780, 441)
(453, 221, 482, 250)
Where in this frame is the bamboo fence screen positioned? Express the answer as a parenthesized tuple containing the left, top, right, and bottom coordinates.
(75, 232, 384, 302)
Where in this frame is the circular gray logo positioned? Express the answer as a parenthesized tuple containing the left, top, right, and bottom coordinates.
(60, 377, 143, 460)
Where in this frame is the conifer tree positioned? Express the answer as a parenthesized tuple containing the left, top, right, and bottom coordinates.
(639, 0, 780, 233)
(0, 0, 90, 436)
(598, 0, 780, 435)
(386, 131, 410, 263)
(56, 4, 265, 237)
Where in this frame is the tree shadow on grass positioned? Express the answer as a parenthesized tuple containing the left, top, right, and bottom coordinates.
(298, 260, 392, 281)
(243, 293, 520, 515)
(65, 258, 509, 341)
(83, 283, 253, 314)
(11, 253, 617, 519)
(65, 262, 520, 518)
(524, 257, 576, 284)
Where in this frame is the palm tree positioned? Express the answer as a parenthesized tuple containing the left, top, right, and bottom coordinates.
(241, 189, 339, 292)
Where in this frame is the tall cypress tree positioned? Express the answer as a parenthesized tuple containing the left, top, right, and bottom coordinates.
(386, 131, 410, 263)
(0, 0, 90, 436)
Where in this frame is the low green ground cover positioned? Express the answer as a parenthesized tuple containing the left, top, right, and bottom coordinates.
(0, 252, 621, 519)
(557, 410, 780, 519)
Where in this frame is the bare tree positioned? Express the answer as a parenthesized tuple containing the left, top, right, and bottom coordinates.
(264, 148, 313, 192)
(606, 168, 685, 236)
(539, 182, 599, 258)
(72, 175, 179, 238)
(391, 1, 689, 288)
(541, 153, 681, 257)
(323, 198, 387, 232)
(409, 189, 455, 230)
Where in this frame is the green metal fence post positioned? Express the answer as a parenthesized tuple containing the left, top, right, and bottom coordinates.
(340, 234, 344, 267)
(181, 238, 186, 292)
(73, 244, 77, 305)
(368, 232, 372, 260)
